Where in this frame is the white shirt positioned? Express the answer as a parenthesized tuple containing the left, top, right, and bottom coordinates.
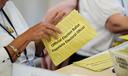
(0, 1, 35, 65)
(118, 0, 128, 15)
(77, 0, 124, 56)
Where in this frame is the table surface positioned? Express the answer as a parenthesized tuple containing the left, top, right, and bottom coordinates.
(57, 64, 116, 76)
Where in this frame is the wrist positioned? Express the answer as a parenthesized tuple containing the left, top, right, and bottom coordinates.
(21, 31, 32, 42)
(5, 45, 17, 62)
(9, 32, 31, 53)
(8, 45, 21, 57)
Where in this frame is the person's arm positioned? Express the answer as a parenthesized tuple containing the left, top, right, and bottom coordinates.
(106, 14, 128, 34)
(4, 22, 61, 62)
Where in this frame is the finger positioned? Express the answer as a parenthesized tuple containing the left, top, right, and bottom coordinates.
(43, 49, 53, 70)
(42, 49, 52, 70)
(44, 29, 58, 39)
(64, 10, 72, 16)
(41, 27, 56, 39)
(49, 56, 53, 70)
(44, 10, 59, 24)
(41, 57, 48, 69)
(46, 25, 62, 34)
(43, 48, 48, 55)
(48, 56, 56, 70)
(41, 49, 49, 69)
(41, 31, 51, 41)
(53, 12, 66, 25)
(45, 55, 52, 69)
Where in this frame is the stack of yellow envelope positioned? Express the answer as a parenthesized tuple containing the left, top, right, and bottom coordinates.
(73, 51, 113, 72)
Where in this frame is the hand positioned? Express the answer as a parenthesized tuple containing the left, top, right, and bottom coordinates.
(41, 48, 57, 70)
(44, 0, 77, 25)
(23, 22, 62, 41)
(41, 49, 70, 70)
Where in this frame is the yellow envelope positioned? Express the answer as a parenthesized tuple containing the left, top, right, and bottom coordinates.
(73, 51, 113, 72)
(119, 35, 128, 40)
(42, 10, 96, 66)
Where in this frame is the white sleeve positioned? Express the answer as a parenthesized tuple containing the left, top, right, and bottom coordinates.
(0, 47, 11, 64)
(79, 0, 124, 26)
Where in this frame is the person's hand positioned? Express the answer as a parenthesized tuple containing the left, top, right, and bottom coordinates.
(6, 22, 61, 62)
(44, 0, 77, 25)
(41, 48, 70, 70)
(23, 22, 62, 41)
(41, 48, 57, 70)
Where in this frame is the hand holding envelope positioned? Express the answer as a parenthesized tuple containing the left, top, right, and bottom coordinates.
(42, 10, 97, 66)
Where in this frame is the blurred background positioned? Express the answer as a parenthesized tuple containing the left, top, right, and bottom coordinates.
(12, 0, 62, 26)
